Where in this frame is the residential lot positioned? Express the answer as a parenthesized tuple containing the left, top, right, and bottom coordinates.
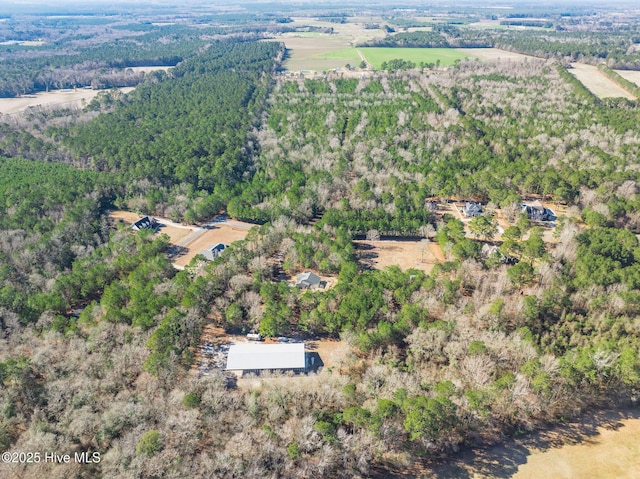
(355, 239, 445, 272)
(108, 210, 254, 267)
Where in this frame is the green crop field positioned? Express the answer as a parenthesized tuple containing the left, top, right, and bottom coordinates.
(359, 47, 470, 69)
(313, 47, 362, 65)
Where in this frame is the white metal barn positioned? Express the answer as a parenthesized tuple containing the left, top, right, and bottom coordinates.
(226, 343, 306, 375)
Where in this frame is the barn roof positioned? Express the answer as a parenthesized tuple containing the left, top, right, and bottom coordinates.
(226, 343, 305, 371)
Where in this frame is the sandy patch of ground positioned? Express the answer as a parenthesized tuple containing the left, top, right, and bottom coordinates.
(514, 415, 640, 479)
(569, 63, 635, 100)
(108, 210, 254, 267)
(458, 48, 539, 61)
(403, 407, 640, 479)
(108, 210, 192, 244)
(356, 239, 445, 273)
(614, 69, 640, 87)
(0, 87, 135, 115)
(172, 223, 251, 267)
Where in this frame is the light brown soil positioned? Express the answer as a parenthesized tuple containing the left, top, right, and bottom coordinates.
(108, 210, 253, 267)
(172, 224, 251, 266)
(514, 415, 640, 479)
(306, 338, 351, 371)
(108, 211, 192, 244)
(356, 239, 445, 273)
(458, 48, 539, 61)
(569, 63, 636, 100)
(614, 69, 640, 87)
(0, 87, 134, 115)
(404, 407, 640, 479)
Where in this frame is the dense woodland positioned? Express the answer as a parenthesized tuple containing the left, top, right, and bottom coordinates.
(1, 4, 640, 478)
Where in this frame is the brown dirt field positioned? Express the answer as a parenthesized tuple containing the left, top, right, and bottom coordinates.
(307, 338, 351, 371)
(0, 87, 135, 115)
(409, 407, 640, 479)
(272, 18, 383, 71)
(514, 416, 640, 479)
(172, 223, 251, 267)
(569, 63, 636, 100)
(458, 48, 539, 61)
(108, 210, 253, 267)
(614, 69, 640, 88)
(356, 239, 445, 273)
(108, 210, 193, 244)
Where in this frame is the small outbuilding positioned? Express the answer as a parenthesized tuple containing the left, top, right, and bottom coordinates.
(296, 271, 322, 289)
(226, 343, 306, 376)
(200, 243, 226, 261)
(131, 216, 157, 231)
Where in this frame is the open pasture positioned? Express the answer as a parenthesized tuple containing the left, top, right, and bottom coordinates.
(278, 35, 361, 71)
(569, 63, 635, 100)
(614, 69, 640, 88)
(0, 87, 134, 115)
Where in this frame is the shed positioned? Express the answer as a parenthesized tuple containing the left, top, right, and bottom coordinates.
(226, 343, 306, 375)
(296, 271, 321, 289)
(131, 216, 157, 231)
(200, 243, 226, 261)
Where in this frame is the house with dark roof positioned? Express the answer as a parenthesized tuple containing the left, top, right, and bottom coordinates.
(200, 243, 226, 261)
(131, 216, 157, 231)
(462, 202, 483, 217)
(522, 201, 556, 222)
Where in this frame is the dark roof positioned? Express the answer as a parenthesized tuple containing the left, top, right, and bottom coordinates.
(132, 216, 156, 231)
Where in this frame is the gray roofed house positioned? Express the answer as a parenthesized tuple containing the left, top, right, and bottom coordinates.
(131, 216, 157, 231)
(226, 343, 306, 375)
(200, 243, 226, 261)
(522, 201, 556, 222)
(462, 202, 483, 217)
(296, 271, 321, 289)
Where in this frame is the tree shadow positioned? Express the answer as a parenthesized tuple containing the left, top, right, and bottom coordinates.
(385, 406, 640, 478)
(166, 244, 189, 260)
(306, 351, 324, 373)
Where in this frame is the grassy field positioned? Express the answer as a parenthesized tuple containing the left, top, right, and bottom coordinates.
(614, 69, 640, 88)
(276, 35, 359, 71)
(359, 47, 469, 69)
(569, 63, 635, 100)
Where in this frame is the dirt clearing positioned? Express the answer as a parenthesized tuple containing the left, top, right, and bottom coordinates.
(356, 239, 445, 273)
(172, 223, 251, 267)
(458, 48, 539, 61)
(569, 63, 635, 100)
(108, 210, 254, 267)
(614, 69, 640, 88)
(0, 87, 135, 115)
(413, 407, 640, 479)
(514, 414, 640, 479)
